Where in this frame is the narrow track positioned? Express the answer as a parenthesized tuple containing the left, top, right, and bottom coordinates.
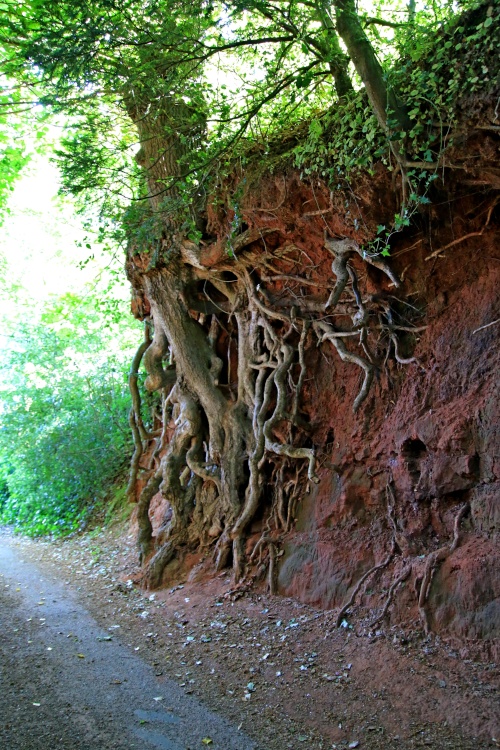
(0, 534, 256, 750)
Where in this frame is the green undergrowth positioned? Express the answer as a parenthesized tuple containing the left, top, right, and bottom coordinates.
(0, 361, 132, 537)
(204, 1, 499, 189)
(288, 1, 499, 183)
(0, 292, 139, 537)
(103, 483, 131, 528)
(196, 0, 499, 260)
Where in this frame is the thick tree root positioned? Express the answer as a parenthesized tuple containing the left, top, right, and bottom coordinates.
(137, 469, 162, 563)
(314, 320, 374, 412)
(126, 407, 144, 501)
(324, 238, 353, 310)
(129, 321, 153, 440)
(144, 539, 177, 589)
(324, 236, 401, 299)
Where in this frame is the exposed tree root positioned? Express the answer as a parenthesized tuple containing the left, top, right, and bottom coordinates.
(472, 317, 500, 335)
(418, 502, 470, 634)
(129, 321, 153, 440)
(335, 483, 403, 627)
(324, 236, 401, 294)
(390, 333, 419, 366)
(126, 224, 417, 590)
(314, 320, 374, 412)
(137, 469, 162, 563)
(127, 322, 157, 501)
(336, 541, 396, 627)
(144, 537, 178, 589)
(126, 406, 144, 501)
(370, 564, 412, 627)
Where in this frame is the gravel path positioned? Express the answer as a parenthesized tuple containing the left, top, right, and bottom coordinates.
(2, 527, 499, 750)
(0, 536, 257, 750)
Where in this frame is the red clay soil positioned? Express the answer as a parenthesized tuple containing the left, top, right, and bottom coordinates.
(138, 148, 500, 648)
(277, 221, 500, 644)
(120, 125, 500, 750)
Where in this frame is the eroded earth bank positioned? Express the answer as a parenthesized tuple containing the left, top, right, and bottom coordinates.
(128, 124, 500, 648)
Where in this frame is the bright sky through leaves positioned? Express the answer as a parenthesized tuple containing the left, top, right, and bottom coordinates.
(0, 153, 132, 347)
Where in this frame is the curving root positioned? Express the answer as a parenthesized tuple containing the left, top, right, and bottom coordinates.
(324, 236, 401, 313)
(324, 238, 353, 310)
(314, 320, 374, 413)
(231, 312, 317, 552)
(336, 540, 396, 628)
(370, 564, 412, 627)
(263, 341, 318, 481)
(389, 332, 425, 369)
(126, 406, 144, 501)
(336, 484, 400, 627)
(418, 502, 470, 634)
(128, 321, 153, 439)
(136, 468, 163, 563)
(127, 321, 154, 501)
(143, 314, 176, 393)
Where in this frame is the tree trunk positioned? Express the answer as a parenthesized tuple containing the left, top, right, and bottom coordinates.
(315, 1, 354, 98)
(333, 0, 410, 133)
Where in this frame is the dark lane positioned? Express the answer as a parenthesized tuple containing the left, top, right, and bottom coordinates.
(0, 535, 256, 750)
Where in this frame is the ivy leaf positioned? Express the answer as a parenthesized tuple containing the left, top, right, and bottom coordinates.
(308, 119, 323, 139)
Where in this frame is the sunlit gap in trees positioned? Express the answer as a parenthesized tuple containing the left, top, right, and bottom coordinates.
(0, 147, 140, 535)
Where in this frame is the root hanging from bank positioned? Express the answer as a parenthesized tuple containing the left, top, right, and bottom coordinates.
(370, 565, 412, 627)
(335, 483, 406, 628)
(126, 226, 418, 589)
(336, 541, 396, 628)
(331, 485, 471, 633)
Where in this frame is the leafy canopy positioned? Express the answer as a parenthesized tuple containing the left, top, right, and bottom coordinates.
(2, 0, 493, 225)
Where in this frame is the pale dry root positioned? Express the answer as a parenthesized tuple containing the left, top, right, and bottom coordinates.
(335, 483, 402, 628)
(126, 320, 176, 503)
(336, 540, 396, 628)
(335, 487, 470, 632)
(370, 564, 412, 627)
(127, 230, 417, 589)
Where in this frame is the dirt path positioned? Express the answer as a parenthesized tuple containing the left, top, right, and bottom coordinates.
(0, 533, 256, 750)
(2, 526, 499, 750)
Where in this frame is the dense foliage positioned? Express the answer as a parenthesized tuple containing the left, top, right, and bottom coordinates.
(0, 290, 137, 534)
(2, 0, 498, 233)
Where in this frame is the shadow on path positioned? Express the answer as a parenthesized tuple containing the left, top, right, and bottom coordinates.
(0, 532, 257, 750)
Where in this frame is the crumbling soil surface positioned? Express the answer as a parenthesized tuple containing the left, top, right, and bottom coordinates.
(4, 525, 499, 750)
